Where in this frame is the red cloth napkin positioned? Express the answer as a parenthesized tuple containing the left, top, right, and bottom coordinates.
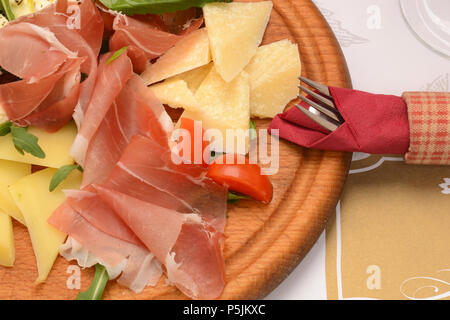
(269, 87, 410, 154)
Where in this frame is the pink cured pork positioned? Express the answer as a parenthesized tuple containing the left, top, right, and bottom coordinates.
(0, 0, 104, 131)
(81, 73, 172, 187)
(94, 135, 228, 299)
(105, 135, 228, 233)
(70, 51, 133, 166)
(109, 13, 203, 73)
(48, 202, 162, 293)
(49, 66, 173, 291)
(12, 0, 104, 128)
(0, 23, 84, 131)
(94, 184, 226, 300)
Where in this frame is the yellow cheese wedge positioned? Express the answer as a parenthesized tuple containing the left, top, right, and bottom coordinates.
(180, 65, 250, 154)
(9, 0, 34, 18)
(203, 1, 273, 82)
(0, 14, 8, 29)
(0, 159, 31, 225)
(244, 39, 301, 118)
(9, 168, 82, 282)
(141, 28, 211, 85)
(149, 78, 198, 110)
(0, 211, 14, 267)
(172, 63, 213, 94)
(0, 122, 77, 168)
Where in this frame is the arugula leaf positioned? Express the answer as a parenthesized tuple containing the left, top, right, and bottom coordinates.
(0, 0, 14, 21)
(227, 192, 250, 204)
(249, 120, 257, 140)
(0, 121, 12, 136)
(49, 164, 82, 192)
(76, 264, 109, 300)
(107, 47, 128, 64)
(98, 0, 232, 16)
(10, 126, 45, 158)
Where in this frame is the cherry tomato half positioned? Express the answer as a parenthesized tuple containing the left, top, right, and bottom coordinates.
(207, 154, 273, 203)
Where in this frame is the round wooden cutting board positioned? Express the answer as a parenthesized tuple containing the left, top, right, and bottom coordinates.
(0, 0, 352, 300)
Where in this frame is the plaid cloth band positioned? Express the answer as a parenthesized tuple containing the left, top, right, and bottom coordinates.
(403, 91, 450, 165)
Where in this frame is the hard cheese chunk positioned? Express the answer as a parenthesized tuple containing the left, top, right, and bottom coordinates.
(203, 1, 272, 82)
(9, 168, 82, 282)
(149, 78, 198, 110)
(0, 212, 14, 267)
(181, 66, 250, 154)
(141, 28, 211, 85)
(10, 0, 34, 18)
(0, 121, 77, 168)
(0, 159, 31, 225)
(172, 63, 213, 94)
(245, 39, 301, 118)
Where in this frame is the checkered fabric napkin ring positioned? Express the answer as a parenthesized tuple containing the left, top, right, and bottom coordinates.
(402, 92, 450, 165)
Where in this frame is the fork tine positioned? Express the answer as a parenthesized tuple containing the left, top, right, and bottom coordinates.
(298, 84, 336, 110)
(296, 104, 339, 132)
(298, 94, 341, 123)
(299, 76, 331, 98)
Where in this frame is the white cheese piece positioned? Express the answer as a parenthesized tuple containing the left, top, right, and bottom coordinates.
(0, 211, 14, 267)
(141, 28, 211, 85)
(203, 1, 273, 82)
(245, 39, 301, 118)
(9, 168, 82, 282)
(0, 14, 8, 29)
(180, 65, 250, 154)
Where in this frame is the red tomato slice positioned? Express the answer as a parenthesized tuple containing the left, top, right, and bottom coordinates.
(207, 154, 273, 203)
(178, 118, 210, 167)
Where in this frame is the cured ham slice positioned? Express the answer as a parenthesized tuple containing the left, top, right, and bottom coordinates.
(64, 187, 142, 246)
(109, 13, 203, 73)
(93, 184, 225, 300)
(48, 202, 162, 293)
(0, 60, 85, 131)
(70, 51, 133, 166)
(0, 23, 77, 82)
(81, 74, 172, 187)
(7, 0, 104, 129)
(105, 134, 228, 233)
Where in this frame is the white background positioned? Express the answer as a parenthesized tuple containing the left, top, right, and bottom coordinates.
(266, 0, 450, 300)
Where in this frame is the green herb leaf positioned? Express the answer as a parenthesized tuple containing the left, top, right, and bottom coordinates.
(0, 121, 12, 136)
(107, 47, 128, 64)
(0, 0, 15, 21)
(76, 264, 109, 300)
(49, 164, 82, 192)
(249, 120, 257, 140)
(98, 0, 232, 15)
(227, 191, 250, 204)
(10, 126, 45, 158)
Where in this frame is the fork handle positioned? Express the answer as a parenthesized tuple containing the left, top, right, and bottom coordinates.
(401, 92, 450, 165)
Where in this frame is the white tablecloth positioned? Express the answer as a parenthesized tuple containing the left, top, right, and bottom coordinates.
(266, 0, 450, 300)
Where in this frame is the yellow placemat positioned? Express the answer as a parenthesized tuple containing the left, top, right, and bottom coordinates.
(326, 153, 450, 300)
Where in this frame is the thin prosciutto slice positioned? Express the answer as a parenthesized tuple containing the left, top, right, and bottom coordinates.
(48, 202, 162, 293)
(0, 24, 85, 130)
(81, 73, 172, 187)
(93, 184, 226, 300)
(105, 134, 228, 233)
(109, 13, 203, 73)
(4, 0, 104, 129)
(0, 23, 77, 82)
(0, 0, 104, 131)
(70, 51, 133, 166)
(64, 187, 142, 246)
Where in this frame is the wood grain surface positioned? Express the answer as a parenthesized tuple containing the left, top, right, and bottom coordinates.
(0, 0, 352, 300)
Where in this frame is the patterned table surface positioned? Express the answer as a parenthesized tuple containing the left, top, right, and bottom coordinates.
(267, 0, 450, 300)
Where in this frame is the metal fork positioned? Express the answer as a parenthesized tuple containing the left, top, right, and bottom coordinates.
(296, 76, 344, 131)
